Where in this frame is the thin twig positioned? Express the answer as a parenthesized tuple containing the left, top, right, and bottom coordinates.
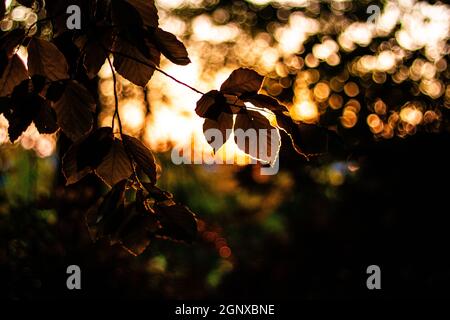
(109, 50, 205, 95)
(109, 49, 258, 114)
(106, 55, 122, 134)
(143, 86, 151, 114)
(106, 53, 145, 188)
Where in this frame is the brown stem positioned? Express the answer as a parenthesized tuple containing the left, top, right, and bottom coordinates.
(106, 54, 145, 188)
(106, 55, 122, 134)
(109, 50, 205, 95)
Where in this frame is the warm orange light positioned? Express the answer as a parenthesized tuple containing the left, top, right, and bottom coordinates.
(367, 114, 384, 134)
(290, 100, 319, 123)
(121, 100, 146, 132)
(219, 246, 232, 259)
(313, 82, 330, 101)
(341, 108, 358, 128)
(400, 105, 423, 126)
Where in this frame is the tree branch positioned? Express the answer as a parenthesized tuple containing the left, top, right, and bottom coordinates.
(109, 50, 205, 95)
(106, 53, 145, 189)
(109, 49, 257, 113)
(106, 55, 122, 135)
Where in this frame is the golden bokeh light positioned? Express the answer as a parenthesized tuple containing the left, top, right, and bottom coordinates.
(341, 107, 358, 129)
(367, 114, 384, 134)
(400, 104, 423, 126)
(313, 82, 330, 102)
(344, 82, 359, 97)
(374, 99, 387, 115)
(120, 100, 146, 133)
(290, 100, 319, 123)
(329, 94, 343, 110)
(2, 0, 449, 158)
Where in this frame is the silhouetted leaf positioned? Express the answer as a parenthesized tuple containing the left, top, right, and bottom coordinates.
(113, 37, 160, 86)
(111, 0, 154, 59)
(195, 90, 228, 121)
(27, 38, 69, 81)
(125, 0, 159, 28)
(244, 93, 326, 156)
(151, 28, 190, 65)
(53, 80, 95, 141)
(45, 81, 65, 102)
(86, 181, 162, 255)
(122, 134, 157, 183)
(0, 97, 9, 114)
(234, 110, 280, 164)
(6, 114, 32, 142)
(31, 75, 46, 94)
(118, 203, 159, 256)
(75, 27, 114, 78)
(203, 112, 234, 153)
(197, 69, 278, 157)
(5, 79, 57, 142)
(34, 101, 58, 134)
(76, 127, 114, 169)
(244, 93, 302, 153)
(220, 68, 264, 96)
(244, 94, 286, 113)
(155, 204, 198, 243)
(254, 96, 331, 157)
(196, 68, 264, 123)
(112, 0, 140, 27)
(95, 139, 133, 187)
(62, 127, 114, 185)
(86, 179, 127, 241)
(0, 29, 26, 77)
(62, 146, 94, 185)
(0, 55, 28, 97)
(0, 29, 25, 53)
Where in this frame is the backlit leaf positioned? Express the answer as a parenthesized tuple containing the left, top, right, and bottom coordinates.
(152, 28, 190, 65)
(0, 55, 28, 97)
(27, 38, 69, 81)
(86, 179, 127, 241)
(5, 79, 46, 142)
(34, 101, 58, 134)
(220, 68, 264, 96)
(118, 203, 159, 256)
(76, 27, 114, 79)
(250, 95, 330, 157)
(155, 203, 198, 243)
(61, 142, 93, 185)
(122, 134, 158, 183)
(113, 37, 160, 87)
(203, 112, 234, 153)
(0, 29, 26, 78)
(234, 110, 280, 164)
(125, 0, 159, 28)
(53, 80, 95, 141)
(95, 139, 133, 187)
(195, 90, 227, 121)
(62, 127, 114, 185)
